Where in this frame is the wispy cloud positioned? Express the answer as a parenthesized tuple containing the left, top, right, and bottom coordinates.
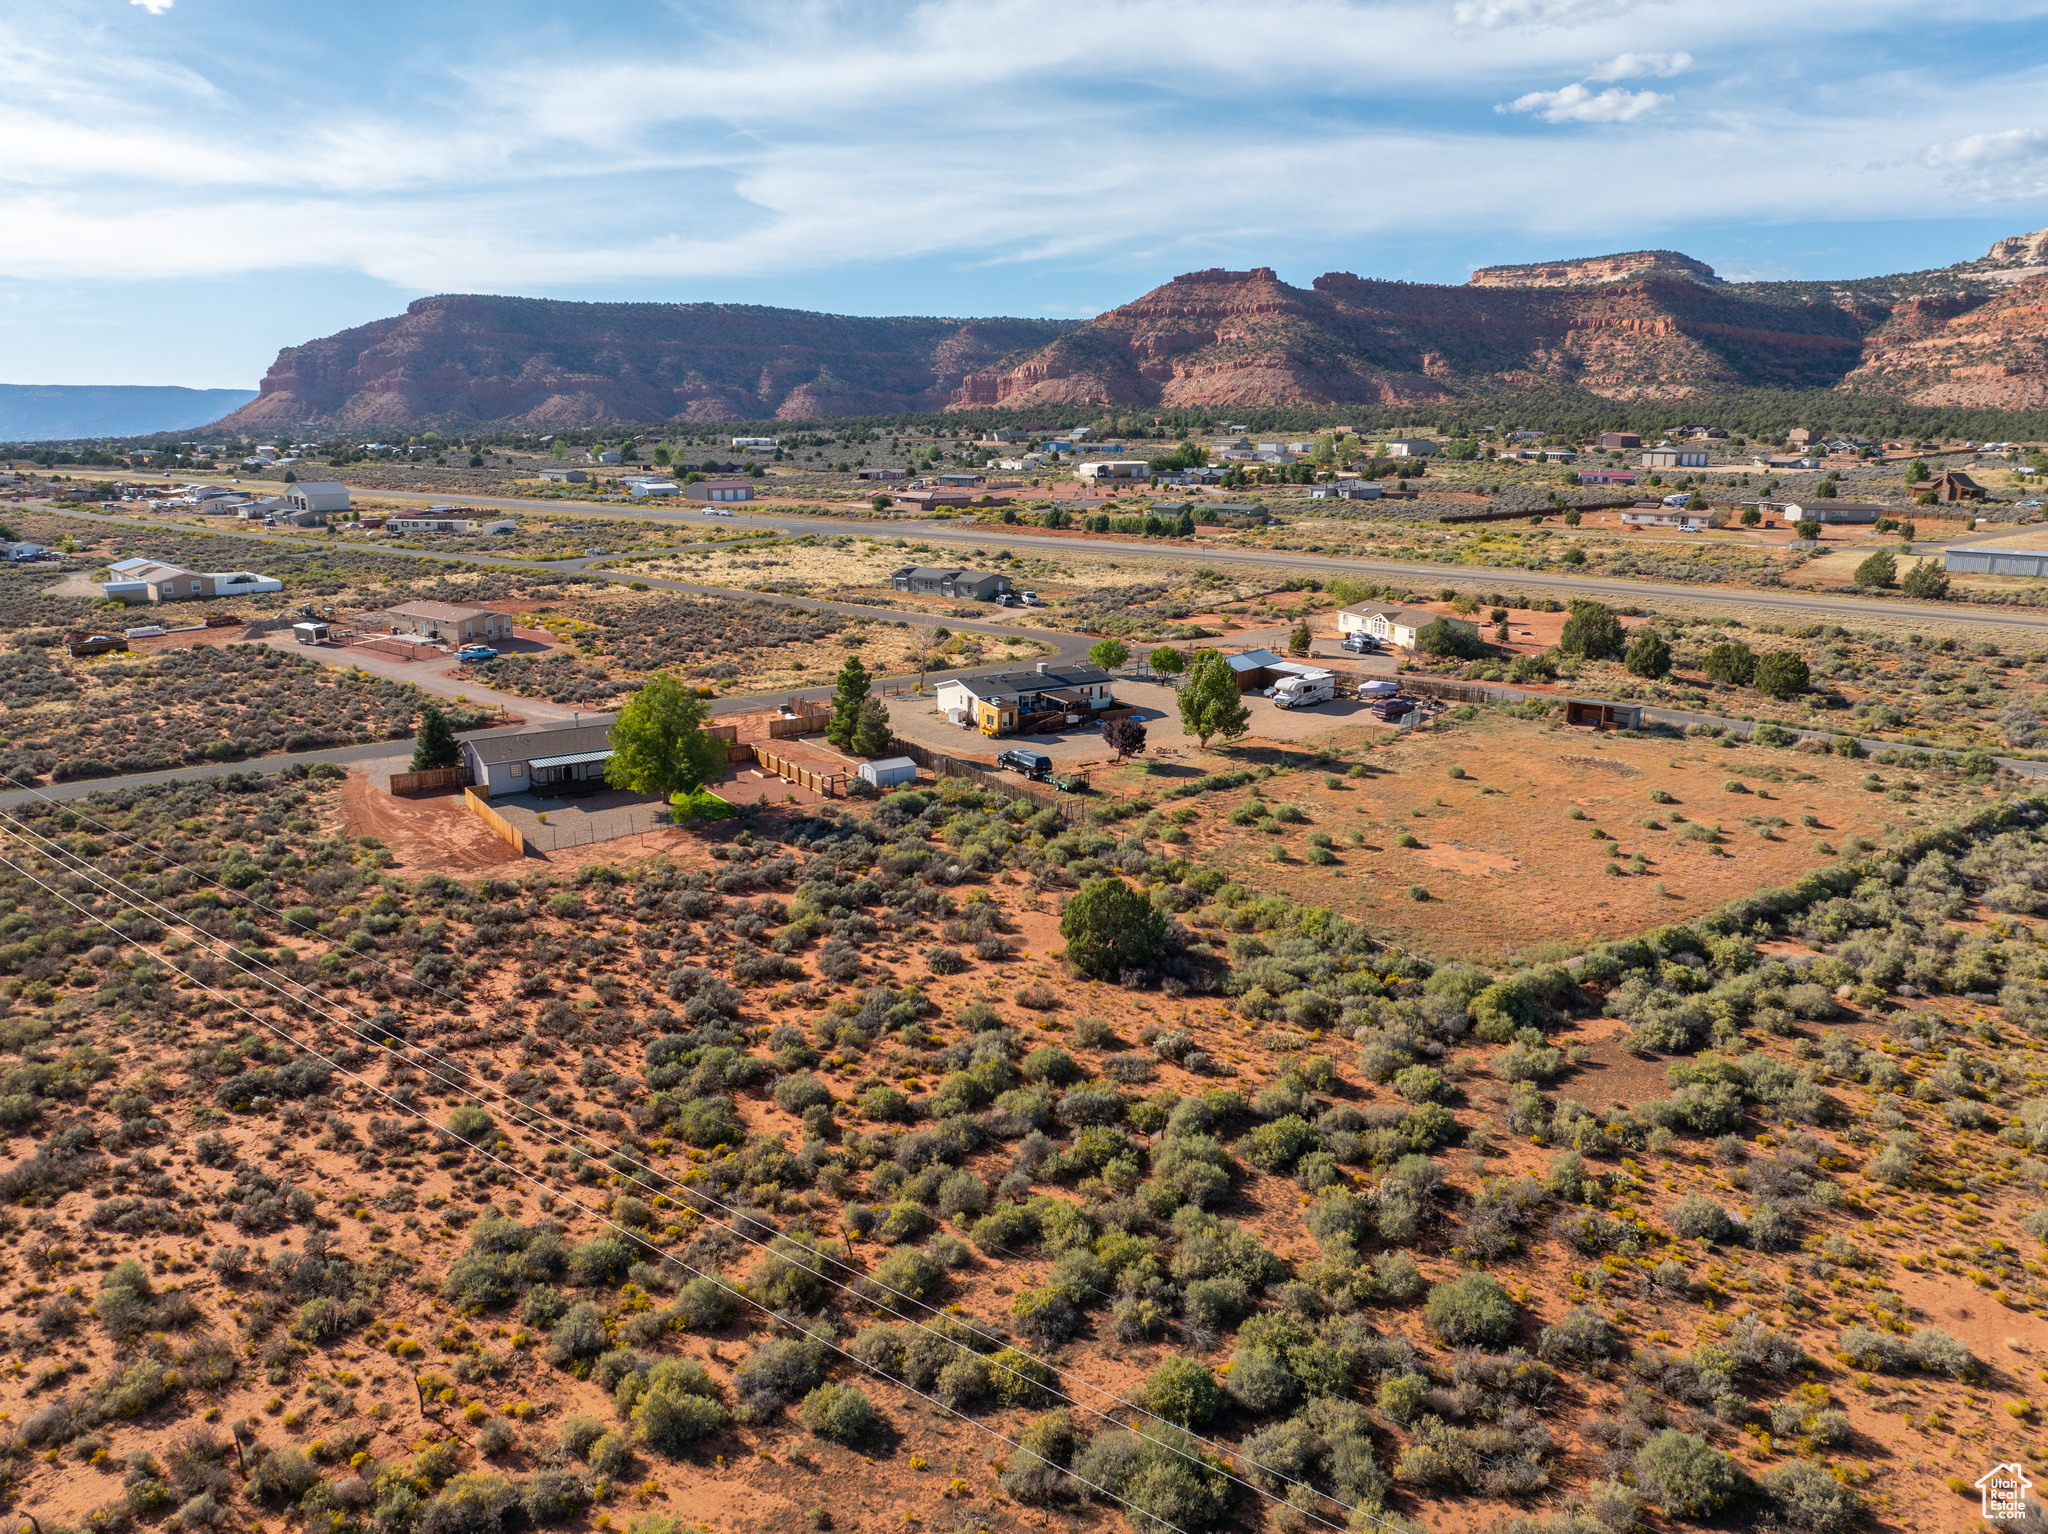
(1590, 50, 1693, 79)
(1454, 0, 1637, 27)
(129, 0, 173, 12)
(1500, 83, 1671, 122)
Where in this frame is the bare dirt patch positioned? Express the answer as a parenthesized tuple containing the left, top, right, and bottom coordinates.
(339, 772, 523, 873)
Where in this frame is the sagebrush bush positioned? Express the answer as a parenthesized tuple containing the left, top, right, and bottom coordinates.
(798, 1382, 877, 1442)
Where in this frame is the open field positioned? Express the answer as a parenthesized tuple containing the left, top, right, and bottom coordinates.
(5, 724, 2048, 1534)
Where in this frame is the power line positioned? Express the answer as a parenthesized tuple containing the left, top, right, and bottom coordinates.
(0, 841, 1204, 1534)
(0, 815, 1381, 1533)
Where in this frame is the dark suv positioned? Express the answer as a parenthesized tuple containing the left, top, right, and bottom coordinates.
(997, 749, 1053, 778)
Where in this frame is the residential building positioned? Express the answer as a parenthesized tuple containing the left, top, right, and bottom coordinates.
(463, 721, 614, 796)
(1640, 446, 1709, 469)
(374, 601, 515, 643)
(933, 663, 1114, 735)
(103, 558, 283, 604)
(1786, 428, 1820, 445)
(622, 477, 679, 497)
(891, 566, 1012, 601)
(1308, 481, 1383, 501)
(897, 489, 998, 509)
(857, 468, 908, 480)
(585, 449, 622, 464)
(1540, 448, 1578, 463)
(230, 497, 286, 519)
(3, 541, 48, 561)
(1382, 438, 1436, 458)
(388, 515, 517, 535)
(1077, 461, 1151, 480)
(1578, 469, 1637, 486)
(539, 468, 589, 483)
(685, 478, 755, 503)
(1335, 607, 1475, 651)
(263, 507, 329, 529)
(936, 472, 986, 487)
(1687, 426, 1728, 439)
(731, 437, 777, 451)
(977, 431, 1027, 444)
(285, 480, 350, 514)
(1620, 507, 1710, 531)
(1927, 471, 1988, 503)
(1753, 454, 1819, 470)
(1598, 432, 1642, 450)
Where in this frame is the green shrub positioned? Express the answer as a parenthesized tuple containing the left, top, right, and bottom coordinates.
(798, 1382, 877, 1443)
(1761, 1460, 1863, 1534)
(1424, 1272, 1517, 1347)
(1634, 1429, 1743, 1518)
(445, 1104, 494, 1143)
(1143, 1357, 1225, 1427)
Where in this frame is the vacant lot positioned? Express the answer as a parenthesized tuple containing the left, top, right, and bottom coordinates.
(1089, 706, 1992, 964)
(0, 642, 499, 785)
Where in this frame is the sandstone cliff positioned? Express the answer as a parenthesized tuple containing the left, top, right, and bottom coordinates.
(209, 226, 2048, 429)
(213, 296, 1078, 432)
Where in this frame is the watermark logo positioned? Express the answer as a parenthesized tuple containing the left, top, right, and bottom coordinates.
(1977, 1462, 2033, 1521)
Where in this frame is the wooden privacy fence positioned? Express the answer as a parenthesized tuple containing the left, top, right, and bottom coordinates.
(725, 739, 755, 763)
(389, 766, 472, 795)
(768, 708, 831, 739)
(883, 737, 1086, 821)
(749, 744, 847, 798)
(708, 724, 739, 743)
(463, 788, 525, 854)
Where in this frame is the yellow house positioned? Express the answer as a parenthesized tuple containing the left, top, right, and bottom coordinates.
(973, 695, 1018, 736)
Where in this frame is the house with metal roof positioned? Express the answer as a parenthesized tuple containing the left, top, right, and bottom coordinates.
(932, 663, 1114, 734)
(102, 557, 283, 604)
(370, 601, 514, 643)
(462, 721, 615, 796)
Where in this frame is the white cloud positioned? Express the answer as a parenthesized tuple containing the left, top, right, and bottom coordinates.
(1590, 51, 1693, 79)
(1500, 83, 1672, 122)
(130, 0, 173, 12)
(1925, 127, 2048, 197)
(1454, 0, 1636, 26)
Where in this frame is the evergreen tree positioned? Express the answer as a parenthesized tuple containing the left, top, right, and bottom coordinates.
(826, 654, 871, 749)
(1178, 650, 1251, 748)
(1288, 619, 1312, 656)
(1901, 559, 1949, 600)
(1174, 507, 1196, 537)
(851, 694, 893, 756)
(411, 703, 459, 771)
(1624, 629, 1672, 678)
(1853, 549, 1897, 588)
(1558, 600, 1626, 660)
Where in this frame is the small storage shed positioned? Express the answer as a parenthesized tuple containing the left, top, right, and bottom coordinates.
(858, 757, 919, 789)
(1565, 698, 1643, 730)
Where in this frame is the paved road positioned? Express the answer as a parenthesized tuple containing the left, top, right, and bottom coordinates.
(28, 503, 1089, 656)
(47, 488, 2048, 633)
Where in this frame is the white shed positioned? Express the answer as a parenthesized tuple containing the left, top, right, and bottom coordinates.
(858, 757, 919, 789)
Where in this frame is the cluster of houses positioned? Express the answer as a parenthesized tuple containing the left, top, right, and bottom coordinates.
(148, 480, 352, 528)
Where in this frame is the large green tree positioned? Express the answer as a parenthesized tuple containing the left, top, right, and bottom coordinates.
(851, 694, 893, 756)
(1087, 637, 1131, 671)
(1853, 549, 1897, 588)
(1060, 877, 1166, 978)
(411, 703, 459, 771)
(1178, 650, 1250, 748)
(605, 672, 727, 798)
(825, 654, 872, 750)
(1624, 629, 1672, 679)
(1754, 651, 1810, 699)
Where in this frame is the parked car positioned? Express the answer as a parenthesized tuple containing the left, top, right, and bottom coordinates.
(994, 592, 1021, 606)
(1370, 697, 1417, 721)
(704, 507, 734, 517)
(66, 633, 128, 657)
(456, 645, 498, 662)
(1341, 633, 1380, 653)
(996, 748, 1053, 779)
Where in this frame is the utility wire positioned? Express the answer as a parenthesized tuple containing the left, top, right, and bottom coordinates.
(0, 839, 1205, 1534)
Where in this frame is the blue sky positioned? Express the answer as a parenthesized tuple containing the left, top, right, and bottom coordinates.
(6, 0, 2048, 387)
